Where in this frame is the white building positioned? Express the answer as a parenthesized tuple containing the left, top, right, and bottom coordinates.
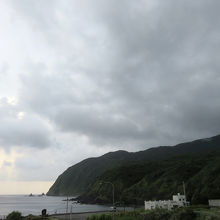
(209, 200, 220, 207)
(173, 193, 187, 205)
(145, 200, 174, 210)
(145, 193, 189, 210)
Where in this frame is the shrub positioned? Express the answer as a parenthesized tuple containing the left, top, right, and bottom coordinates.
(171, 208, 196, 220)
(100, 214, 112, 220)
(26, 214, 42, 220)
(121, 211, 140, 217)
(143, 209, 171, 220)
(87, 214, 112, 220)
(6, 211, 22, 220)
(87, 214, 98, 220)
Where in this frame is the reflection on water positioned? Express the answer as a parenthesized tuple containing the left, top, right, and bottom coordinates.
(0, 195, 110, 217)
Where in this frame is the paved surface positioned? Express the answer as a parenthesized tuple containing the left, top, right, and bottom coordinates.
(50, 211, 111, 220)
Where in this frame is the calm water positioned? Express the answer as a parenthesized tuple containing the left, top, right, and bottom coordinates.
(0, 195, 110, 217)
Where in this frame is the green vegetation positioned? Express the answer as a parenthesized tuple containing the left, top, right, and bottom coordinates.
(87, 208, 220, 220)
(47, 134, 220, 206)
(47, 134, 220, 197)
(87, 213, 112, 220)
(6, 211, 22, 220)
(5, 208, 220, 220)
(47, 151, 132, 195)
(79, 151, 220, 205)
(4, 212, 59, 220)
(24, 215, 58, 220)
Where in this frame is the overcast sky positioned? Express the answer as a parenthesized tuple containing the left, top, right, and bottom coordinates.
(0, 0, 220, 194)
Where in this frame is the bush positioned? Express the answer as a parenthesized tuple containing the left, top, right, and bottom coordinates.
(6, 211, 22, 220)
(143, 209, 171, 220)
(87, 214, 98, 220)
(171, 208, 196, 220)
(26, 214, 42, 220)
(114, 211, 142, 220)
(120, 211, 141, 217)
(196, 210, 220, 220)
(87, 214, 112, 220)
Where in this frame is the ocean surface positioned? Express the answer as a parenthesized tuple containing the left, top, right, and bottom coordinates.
(0, 195, 111, 217)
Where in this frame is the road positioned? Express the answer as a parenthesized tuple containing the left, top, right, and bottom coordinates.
(50, 211, 112, 220)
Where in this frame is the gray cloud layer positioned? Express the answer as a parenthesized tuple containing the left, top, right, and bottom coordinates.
(0, 98, 51, 149)
(0, 0, 220, 184)
(13, 0, 220, 148)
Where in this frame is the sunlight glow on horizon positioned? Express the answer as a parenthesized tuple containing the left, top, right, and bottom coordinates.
(0, 181, 54, 195)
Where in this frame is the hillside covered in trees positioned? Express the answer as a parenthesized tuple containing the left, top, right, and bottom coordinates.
(47, 134, 220, 205)
(79, 151, 220, 205)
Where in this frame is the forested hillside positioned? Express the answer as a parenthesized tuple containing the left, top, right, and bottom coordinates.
(79, 151, 220, 205)
(47, 134, 220, 205)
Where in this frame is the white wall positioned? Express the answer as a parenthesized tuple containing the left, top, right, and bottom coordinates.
(209, 200, 220, 207)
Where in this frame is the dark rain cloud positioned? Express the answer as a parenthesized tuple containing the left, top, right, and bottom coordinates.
(13, 0, 220, 148)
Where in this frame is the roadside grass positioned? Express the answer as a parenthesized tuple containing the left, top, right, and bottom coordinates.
(4, 207, 220, 220)
(87, 207, 220, 220)
(2, 212, 60, 220)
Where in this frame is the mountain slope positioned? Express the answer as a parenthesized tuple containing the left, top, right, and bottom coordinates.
(79, 151, 220, 205)
(47, 134, 220, 196)
(47, 150, 131, 195)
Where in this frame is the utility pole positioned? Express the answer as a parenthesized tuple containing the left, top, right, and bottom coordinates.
(66, 195, 69, 214)
(183, 181, 186, 199)
(69, 205, 72, 220)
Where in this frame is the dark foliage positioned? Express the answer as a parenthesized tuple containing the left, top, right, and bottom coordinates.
(6, 211, 22, 220)
(47, 134, 220, 205)
(80, 151, 220, 205)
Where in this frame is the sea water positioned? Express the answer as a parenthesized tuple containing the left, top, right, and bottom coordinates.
(0, 195, 110, 217)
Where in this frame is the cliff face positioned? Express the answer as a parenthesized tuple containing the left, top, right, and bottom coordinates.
(47, 134, 220, 199)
